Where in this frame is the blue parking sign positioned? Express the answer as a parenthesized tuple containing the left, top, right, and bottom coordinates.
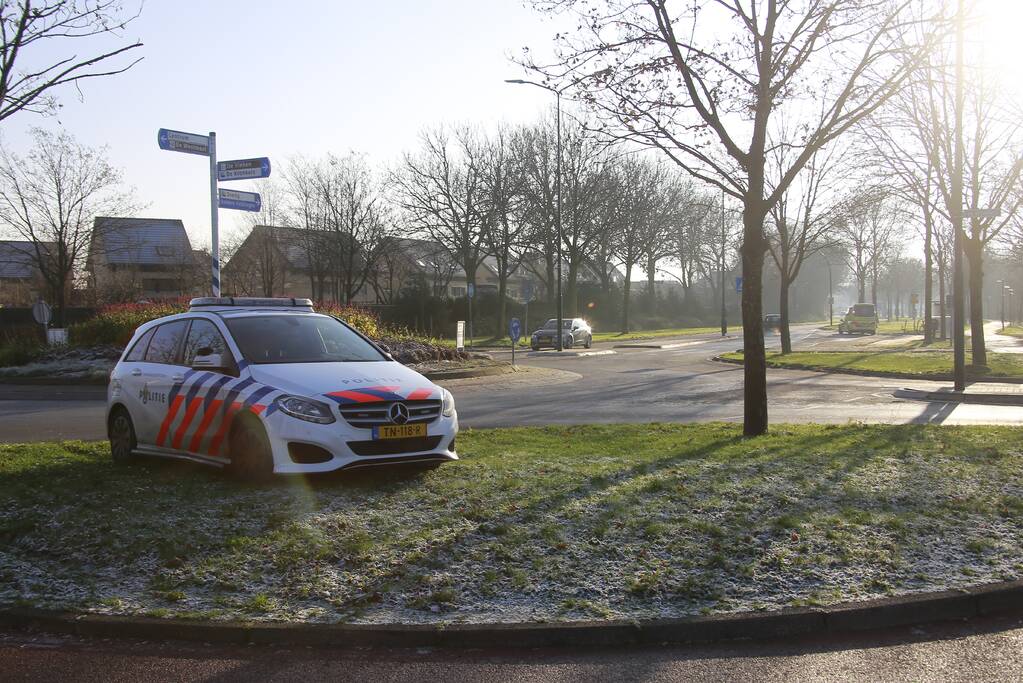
(735, 276, 743, 293)
(509, 317, 521, 343)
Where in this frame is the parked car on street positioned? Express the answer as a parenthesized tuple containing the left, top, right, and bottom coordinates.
(837, 303, 878, 335)
(106, 297, 458, 478)
(530, 317, 593, 350)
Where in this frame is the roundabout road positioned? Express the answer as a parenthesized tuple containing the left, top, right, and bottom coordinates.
(1, 324, 1021, 443)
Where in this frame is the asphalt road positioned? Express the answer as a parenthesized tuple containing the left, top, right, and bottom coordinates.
(2, 324, 1021, 443)
(3, 613, 1023, 681)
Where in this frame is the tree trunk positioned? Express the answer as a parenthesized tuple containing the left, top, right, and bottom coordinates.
(497, 271, 508, 341)
(621, 264, 632, 333)
(858, 275, 866, 303)
(938, 263, 947, 340)
(566, 260, 580, 317)
(646, 254, 657, 314)
(923, 210, 933, 344)
(965, 239, 986, 367)
(779, 275, 792, 354)
(741, 207, 769, 437)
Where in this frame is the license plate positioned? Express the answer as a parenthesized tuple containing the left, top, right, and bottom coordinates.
(373, 423, 427, 440)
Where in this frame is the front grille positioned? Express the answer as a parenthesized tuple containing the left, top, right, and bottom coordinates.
(348, 436, 443, 456)
(339, 399, 441, 429)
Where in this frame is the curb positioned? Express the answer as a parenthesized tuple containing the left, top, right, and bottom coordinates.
(3, 580, 1023, 649)
(421, 364, 518, 381)
(711, 355, 1023, 384)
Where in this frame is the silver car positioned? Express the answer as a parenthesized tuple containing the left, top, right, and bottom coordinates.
(530, 318, 593, 350)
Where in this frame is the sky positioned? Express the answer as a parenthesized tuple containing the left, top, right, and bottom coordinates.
(1, 0, 1020, 258)
(0, 0, 569, 248)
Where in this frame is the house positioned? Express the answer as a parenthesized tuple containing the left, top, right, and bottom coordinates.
(0, 240, 53, 306)
(222, 225, 375, 304)
(87, 217, 203, 302)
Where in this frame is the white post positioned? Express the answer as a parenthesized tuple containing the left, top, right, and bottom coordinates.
(209, 131, 220, 297)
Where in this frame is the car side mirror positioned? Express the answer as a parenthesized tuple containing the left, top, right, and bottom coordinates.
(192, 352, 237, 376)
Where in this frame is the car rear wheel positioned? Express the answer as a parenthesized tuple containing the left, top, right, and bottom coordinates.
(585, 334, 592, 349)
(109, 407, 137, 464)
(564, 335, 574, 349)
(227, 416, 275, 481)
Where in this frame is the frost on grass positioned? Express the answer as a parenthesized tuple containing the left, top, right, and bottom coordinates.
(2, 425, 1023, 625)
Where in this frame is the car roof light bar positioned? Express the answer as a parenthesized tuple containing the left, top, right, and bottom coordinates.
(188, 297, 314, 310)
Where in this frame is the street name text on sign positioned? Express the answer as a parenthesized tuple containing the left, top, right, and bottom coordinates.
(157, 128, 210, 156)
(218, 188, 261, 212)
(217, 157, 272, 181)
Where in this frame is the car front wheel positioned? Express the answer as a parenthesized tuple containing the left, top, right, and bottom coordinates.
(585, 334, 592, 348)
(109, 407, 137, 464)
(228, 416, 275, 481)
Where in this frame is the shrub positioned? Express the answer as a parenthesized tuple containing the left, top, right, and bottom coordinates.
(0, 339, 44, 367)
(69, 299, 190, 347)
(69, 298, 384, 348)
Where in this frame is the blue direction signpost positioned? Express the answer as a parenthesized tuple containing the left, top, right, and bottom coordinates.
(509, 317, 521, 366)
(218, 188, 261, 212)
(159, 126, 271, 297)
(735, 276, 743, 293)
(217, 157, 271, 181)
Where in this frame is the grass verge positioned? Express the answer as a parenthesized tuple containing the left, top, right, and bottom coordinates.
(819, 318, 926, 335)
(3, 424, 1023, 624)
(722, 349, 1023, 379)
(999, 326, 1023, 339)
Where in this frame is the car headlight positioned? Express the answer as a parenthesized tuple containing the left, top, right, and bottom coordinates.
(276, 395, 336, 424)
(441, 388, 456, 417)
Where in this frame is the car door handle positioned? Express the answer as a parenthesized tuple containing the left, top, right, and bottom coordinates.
(171, 374, 184, 382)
(130, 368, 142, 376)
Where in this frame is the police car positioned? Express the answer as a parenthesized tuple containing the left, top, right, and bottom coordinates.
(106, 297, 458, 478)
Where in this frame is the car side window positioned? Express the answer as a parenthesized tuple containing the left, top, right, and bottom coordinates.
(124, 328, 155, 362)
(144, 320, 188, 365)
(182, 319, 230, 366)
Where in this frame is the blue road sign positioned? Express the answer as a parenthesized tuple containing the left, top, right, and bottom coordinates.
(735, 276, 743, 293)
(467, 283, 475, 299)
(217, 157, 271, 181)
(157, 128, 210, 156)
(218, 188, 261, 212)
(522, 280, 534, 302)
(509, 317, 521, 344)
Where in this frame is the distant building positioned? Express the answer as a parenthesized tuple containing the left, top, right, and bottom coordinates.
(87, 217, 203, 302)
(0, 240, 53, 306)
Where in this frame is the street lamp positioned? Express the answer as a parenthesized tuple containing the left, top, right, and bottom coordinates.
(506, 78, 565, 351)
(823, 257, 834, 327)
(998, 280, 1005, 330)
(952, 0, 966, 390)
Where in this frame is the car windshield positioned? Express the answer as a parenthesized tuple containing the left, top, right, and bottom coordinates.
(541, 319, 571, 330)
(852, 304, 875, 317)
(225, 314, 384, 364)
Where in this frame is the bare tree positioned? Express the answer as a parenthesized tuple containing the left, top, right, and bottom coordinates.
(395, 126, 490, 306)
(767, 143, 843, 353)
(0, 1, 143, 122)
(838, 188, 899, 307)
(521, 0, 940, 434)
(517, 119, 560, 303)
(0, 128, 134, 323)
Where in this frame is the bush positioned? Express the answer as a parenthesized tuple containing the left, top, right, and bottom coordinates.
(69, 298, 386, 349)
(0, 339, 43, 367)
(69, 299, 190, 347)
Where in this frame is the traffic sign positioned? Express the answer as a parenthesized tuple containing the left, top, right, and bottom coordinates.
(509, 317, 521, 344)
(963, 208, 1001, 220)
(157, 128, 210, 156)
(735, 276, 743, 293)
(467, 283, 475, 299)
(217, 157, 271, 181)
(218, 188, 261, 212)
(31, 300, 51, 326)
(522, 281, 534, 302)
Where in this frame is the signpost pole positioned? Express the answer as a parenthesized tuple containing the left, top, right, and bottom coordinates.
(208, 132, 220, 297)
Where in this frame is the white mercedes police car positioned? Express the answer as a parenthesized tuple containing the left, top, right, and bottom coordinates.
(107, 297, 458, 478)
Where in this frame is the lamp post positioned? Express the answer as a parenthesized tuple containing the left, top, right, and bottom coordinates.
(506, 78, 564, 351)
(720, 189, 727, 337)
(824, 258, 834, 327)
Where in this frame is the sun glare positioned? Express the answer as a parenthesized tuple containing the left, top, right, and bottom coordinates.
(974, 0, 1023, 88)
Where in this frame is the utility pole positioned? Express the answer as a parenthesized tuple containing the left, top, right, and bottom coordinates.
(826, 259, 834, 327)
(952, 0, 966, 391)
(998, 280, 1005, 330)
